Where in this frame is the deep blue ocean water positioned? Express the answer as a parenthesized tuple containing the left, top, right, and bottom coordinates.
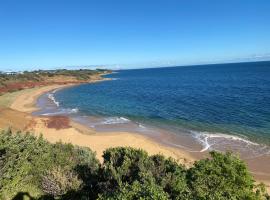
(49, 61, 270, 153)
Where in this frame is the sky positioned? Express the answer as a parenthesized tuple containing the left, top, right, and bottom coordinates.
(0, 0, 270, 71)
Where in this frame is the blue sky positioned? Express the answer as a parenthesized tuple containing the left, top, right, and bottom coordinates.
(0, 0, 270, 71)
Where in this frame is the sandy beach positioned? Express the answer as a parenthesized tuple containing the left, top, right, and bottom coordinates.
(0, 81, 269, 192)
(0, 83, 194, 165)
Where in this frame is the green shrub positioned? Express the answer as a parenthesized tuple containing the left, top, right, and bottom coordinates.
(0, 130, 99, 199)
(0, 131, 268, 200)
(98, 180, 169, 200)
(41, 166, 82, 197)
(149, 154, 190, 199)
(187, 151, 265, 200)
(101, 147, 150, 186)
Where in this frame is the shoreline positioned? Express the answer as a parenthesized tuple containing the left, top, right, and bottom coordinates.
(0, 82, 195, 165)
(0, 79, 269, 191)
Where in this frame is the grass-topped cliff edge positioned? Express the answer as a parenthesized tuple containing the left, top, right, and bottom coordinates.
(0, 130, 269, 200)
(0, 69, 111, 95)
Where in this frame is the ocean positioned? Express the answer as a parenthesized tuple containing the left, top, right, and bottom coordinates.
(34, 61, 270, 158)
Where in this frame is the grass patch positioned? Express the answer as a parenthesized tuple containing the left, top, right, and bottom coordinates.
(0, 88, 37, 107)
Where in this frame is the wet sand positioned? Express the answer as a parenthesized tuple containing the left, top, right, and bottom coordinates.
(0, 82, 269, 192)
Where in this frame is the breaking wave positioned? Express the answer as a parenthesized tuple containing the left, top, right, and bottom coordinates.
(100, 117, 130, 125)
(191, 130, 270, 158)
(41, 108, 79, 116)
(47, 92, 60, 107)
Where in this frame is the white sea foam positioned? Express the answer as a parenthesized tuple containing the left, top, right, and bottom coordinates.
(51, 89, 58, 94)
(41, 108, 79, 116)
(101, 117, 130, 125)
(47, 93, 60, 107)
(138, 124, 146, 129)
(191, 131, 259, 152)
(71, 108, 79, 113)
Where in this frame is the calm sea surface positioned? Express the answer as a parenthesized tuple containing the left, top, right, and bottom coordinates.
(36, 61, 270, 156)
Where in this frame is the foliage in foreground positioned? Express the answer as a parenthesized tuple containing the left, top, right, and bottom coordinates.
(0, 130, 269, 200)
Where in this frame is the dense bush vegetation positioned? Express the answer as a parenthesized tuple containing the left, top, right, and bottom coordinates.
(0, 130, 99, 199)
(0, 69, 112, 95)
(0, 130, 269, 200)
(37, 69, 108, 81)
(0, 69, 111, 88)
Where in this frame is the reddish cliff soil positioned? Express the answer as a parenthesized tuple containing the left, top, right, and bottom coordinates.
(44, 116, 71, 130)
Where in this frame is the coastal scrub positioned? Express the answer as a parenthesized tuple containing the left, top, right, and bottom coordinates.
(0, 130, 269, 199)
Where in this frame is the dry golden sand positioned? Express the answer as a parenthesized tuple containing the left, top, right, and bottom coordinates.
(0, 82, 269, 192)
(31, 117, 193, 164)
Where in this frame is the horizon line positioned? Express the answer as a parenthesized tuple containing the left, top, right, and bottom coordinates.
(1, 59, 270, 72)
